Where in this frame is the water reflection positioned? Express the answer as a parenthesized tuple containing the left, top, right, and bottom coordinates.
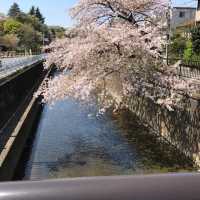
(17, 98, 194, 180)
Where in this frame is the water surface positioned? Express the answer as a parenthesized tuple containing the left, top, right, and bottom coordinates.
(15, 98, 194, 180)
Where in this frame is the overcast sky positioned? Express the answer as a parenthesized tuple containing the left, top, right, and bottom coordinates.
(0, 0, 197, 27)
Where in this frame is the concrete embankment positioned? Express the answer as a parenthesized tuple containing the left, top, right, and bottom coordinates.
(0, 61, 44, 129)
(103, 72, 200, 168)
(0, 62, 55, 181)
(127, 95, 200, 167)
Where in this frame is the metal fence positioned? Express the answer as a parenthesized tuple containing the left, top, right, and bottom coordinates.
(167, 58, 200, 79)
(178, 60, 200, 79)
(0, 174, 199, 200)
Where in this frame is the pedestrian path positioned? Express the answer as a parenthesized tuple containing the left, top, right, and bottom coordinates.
(0, 55, 45, 80)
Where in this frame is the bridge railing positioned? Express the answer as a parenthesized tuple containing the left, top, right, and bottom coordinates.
(0, 174, 199, 200)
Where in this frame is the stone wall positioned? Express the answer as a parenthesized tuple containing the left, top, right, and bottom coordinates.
(104, 72, 200, 167)
(127, 95, 200, 167)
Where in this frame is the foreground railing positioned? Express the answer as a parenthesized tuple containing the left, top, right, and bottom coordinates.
(0, 173, 199, 200)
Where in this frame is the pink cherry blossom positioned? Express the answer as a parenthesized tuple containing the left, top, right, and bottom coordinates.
(37, 0, 200, 113)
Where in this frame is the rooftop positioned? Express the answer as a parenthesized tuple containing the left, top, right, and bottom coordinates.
(173, 6, 196, 10)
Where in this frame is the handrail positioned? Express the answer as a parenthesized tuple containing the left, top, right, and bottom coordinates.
(0, 173, 199, 200)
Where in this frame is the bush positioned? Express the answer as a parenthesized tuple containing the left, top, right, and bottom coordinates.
(170, 33, 186, 56)
(183, 40, 193, 61)
(191, 26, 200, 54)
(2, 34, 19, 49)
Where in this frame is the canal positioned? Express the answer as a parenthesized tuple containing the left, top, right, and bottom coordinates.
(14, 98, 195, 181)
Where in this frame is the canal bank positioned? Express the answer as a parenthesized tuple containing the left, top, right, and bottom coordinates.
(127, 95, 200, 167)
(99, 72, 200, 168)
(0, 64, 55, 181)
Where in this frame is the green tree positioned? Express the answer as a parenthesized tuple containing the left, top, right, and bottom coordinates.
(184, 40, 193, 61)
(35, 7, 45, 23)
(29, 6, 36, 16)
(170, 33, 186, 57)
(191, 26, 200, 55)
(3, 19, 22, 34)
(8, 3, 21, 18)
(18, 24, 42, 50)
(0, 21, 4, 36)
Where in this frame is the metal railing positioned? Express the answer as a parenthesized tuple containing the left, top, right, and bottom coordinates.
(0, 55, 45, 80)
(178, 60, 200, 79)
(0, 174, 199, 200)
(0, 51, 42, 58)
(166, 58, 200, 80)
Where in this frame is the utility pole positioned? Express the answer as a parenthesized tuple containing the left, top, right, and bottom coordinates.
(43, 31, 45, 46)
(166, 0, 171, 66)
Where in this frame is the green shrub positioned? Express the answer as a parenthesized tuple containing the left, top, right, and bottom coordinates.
(191, 26, 200, 54)
(170, 33, 186, 56)
(183, 40, 193, 61)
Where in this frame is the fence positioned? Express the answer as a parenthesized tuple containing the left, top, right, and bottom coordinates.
(0, 51, 42, 58)
(178, 60, 200, 79)
(167, 58, 200, 79)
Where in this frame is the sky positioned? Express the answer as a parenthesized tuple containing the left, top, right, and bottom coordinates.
(0, 0, 198, 27)
(0, 0, 78, 27)
(172, 0, 197, 7)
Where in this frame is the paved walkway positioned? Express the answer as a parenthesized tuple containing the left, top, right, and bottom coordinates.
(0, 55, 45, 80)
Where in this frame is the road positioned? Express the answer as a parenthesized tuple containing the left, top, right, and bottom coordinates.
(0, 55, 45, 80)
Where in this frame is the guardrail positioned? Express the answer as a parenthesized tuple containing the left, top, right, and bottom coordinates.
(0, 174, 199, 200)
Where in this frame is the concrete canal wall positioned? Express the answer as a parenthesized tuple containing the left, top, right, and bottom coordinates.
(103, 72, 200, 167)
(127, 95, 200, 167)
(0, 62, 54, 181)
(0, 98, 43, 181)
(0, 61, 44, 129)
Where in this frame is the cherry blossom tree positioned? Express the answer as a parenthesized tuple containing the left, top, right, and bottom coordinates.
(39, 0, 198, 112)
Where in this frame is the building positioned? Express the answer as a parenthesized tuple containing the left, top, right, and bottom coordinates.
(171, 0, 200, 31)
(196, 0, 200, 21)
(171, 7, 196, 30)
